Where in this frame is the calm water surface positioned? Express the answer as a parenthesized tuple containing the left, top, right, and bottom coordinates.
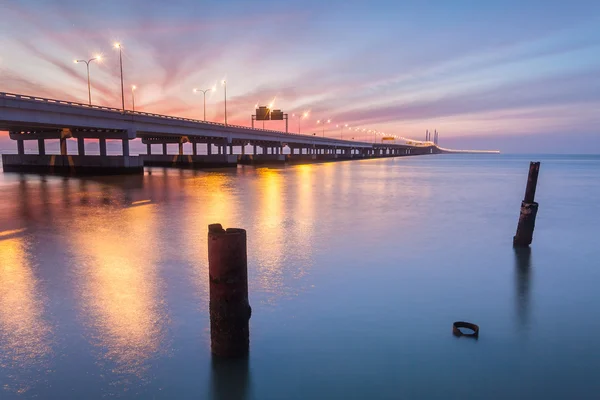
(0, 154, 599, 399)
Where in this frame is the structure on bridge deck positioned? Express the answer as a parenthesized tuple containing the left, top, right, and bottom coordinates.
(0, 92, 446, 175)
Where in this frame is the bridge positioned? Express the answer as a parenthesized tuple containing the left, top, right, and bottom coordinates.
(0, 91, 448, 175)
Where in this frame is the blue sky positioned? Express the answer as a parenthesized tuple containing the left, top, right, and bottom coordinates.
(1, 0, 599, 152)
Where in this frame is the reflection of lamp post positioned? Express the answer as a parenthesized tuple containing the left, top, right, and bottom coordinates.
(193, 86, 216, 121)
(74, 56, 101, 105)
(131, 85, 136, 111)
(222, 80, 227, 126)
(114, 43, 125, 111)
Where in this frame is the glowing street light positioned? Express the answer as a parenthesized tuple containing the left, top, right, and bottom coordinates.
(341, 123, 348, 140)
(114, 42, 125, 111)
(193, 86, 216, 121)
(131, 85, 137, 112)
(297, 111, 309, 134)
(317, 119, 331, 137)
(74, 55, 101, 105)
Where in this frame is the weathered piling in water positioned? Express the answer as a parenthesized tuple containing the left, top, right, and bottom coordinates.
(208, 224, 251, 357)
(513, 162, 540, 247)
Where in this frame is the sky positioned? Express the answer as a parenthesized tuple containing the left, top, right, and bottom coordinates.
(0, 0, 599, 153)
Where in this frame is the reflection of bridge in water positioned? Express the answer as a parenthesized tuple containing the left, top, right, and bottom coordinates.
(0, 92, 471, 175)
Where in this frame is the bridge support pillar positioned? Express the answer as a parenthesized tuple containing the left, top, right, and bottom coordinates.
(193, 143, 198, 156)
(38, 139, 45, 156)
(17, 139, 24, 155)
(147, 143, 152, 155)
(253, 145, 257, 155)
(78, 137, 85, 156)
(179, 142, 184, 155)
(99, 138, 107, 156)
(229, 145, 233, 155)
(162, 143, 168, 155)
(60, 137, 67, 156)
(207, 142, 212, 155)
(122, 139, 130, 157)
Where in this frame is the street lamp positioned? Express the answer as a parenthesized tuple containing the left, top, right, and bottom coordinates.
(114, 43, 125, 111)
(74, 55, 101, 105)
(222, 80, 227, 126)
(341, 123, 348, 140)
(193, 86, 216, 121)
(131, 85, 136, 111)
(299, 112, 309, 134)
(317, 119, 330, 137)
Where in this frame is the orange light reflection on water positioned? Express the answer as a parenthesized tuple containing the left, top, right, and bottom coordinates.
(183, 173, 238, 304)
(0, 234, 52, 394)
(289, 165, 316, 279)
(70, 202, 166, 377)
(253, 168, 286, 300)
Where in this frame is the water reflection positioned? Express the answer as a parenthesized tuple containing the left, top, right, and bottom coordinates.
(183, 172, 239, 304)
(0, 231, 52, 394)
(254, 169, 286, 300)
(514, 247, 533, 329)
(289, 165, 316, 279)
(70, 200, 167, 379)
(209, 357, 250, 400)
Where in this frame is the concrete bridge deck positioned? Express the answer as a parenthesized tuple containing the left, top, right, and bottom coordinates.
(0, 92, 442, 174)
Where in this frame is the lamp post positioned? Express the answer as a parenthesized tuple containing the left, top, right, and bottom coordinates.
(317, 119, 330, 137)
(222, 80, 227, 126)
(341, 124, 347, 140)
(299, 112, 308, 134)
(74, 56, 101, 105)
(114, 43, 125, 111)
(193, 87, 216, 121)
(131, 85, 136, 111)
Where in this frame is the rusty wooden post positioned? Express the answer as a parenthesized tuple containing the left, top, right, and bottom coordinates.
(513, 162, 540, 247)
(208, 224, 251, 357)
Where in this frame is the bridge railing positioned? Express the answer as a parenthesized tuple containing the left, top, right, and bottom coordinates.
(0, 91, 333, 139)
(0, 91, 417, 147)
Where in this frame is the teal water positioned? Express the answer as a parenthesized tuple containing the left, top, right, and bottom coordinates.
(1, 154, 599, 399)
